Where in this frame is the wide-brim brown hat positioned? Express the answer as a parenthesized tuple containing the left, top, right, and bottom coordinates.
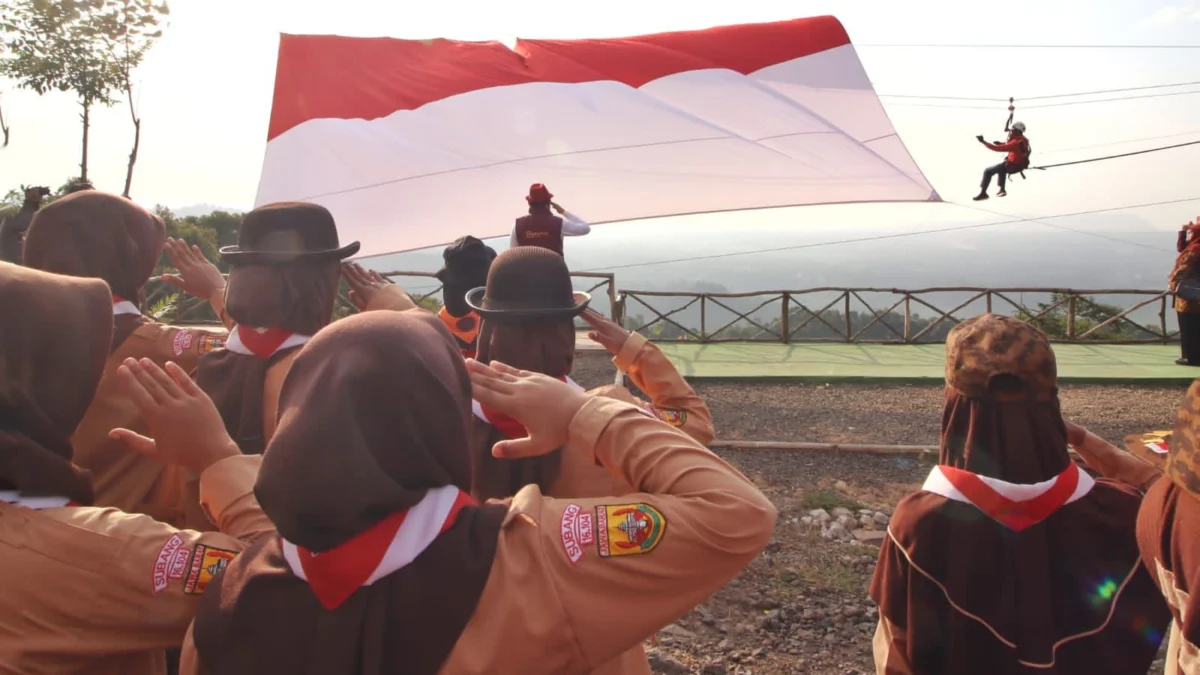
(464, 246, 589, 323)
(220, 202, 359, 266)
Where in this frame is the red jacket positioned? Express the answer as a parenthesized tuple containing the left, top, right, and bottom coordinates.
(513, 212, 564, 256)
(984, 134, 1030, 165)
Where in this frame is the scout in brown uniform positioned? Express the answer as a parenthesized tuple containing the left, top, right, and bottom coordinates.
(0, 184, 49, 264)
(869, 315, 1170, 675)
(178, 309, 775, 675)
(465, 248, 713, 675)
(193, 202, 415, 464)
(21, 191, 231, 525)
(436, 235, 496, 358)
(1172, 218, 1200, 365)
(0, 262, 273, 675)
(466, 247, 714, 501)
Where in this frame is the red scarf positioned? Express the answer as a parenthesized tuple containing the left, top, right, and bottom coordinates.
(937, 462, 1081, 532)
(292, 488, 474, 610)
(235, 326, 295, 360)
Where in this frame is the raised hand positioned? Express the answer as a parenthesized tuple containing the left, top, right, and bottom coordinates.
(466, 359, 590, 459)
(581, 309, 631, 356)
(341, 262, 391, 311)
(109, 358, 239, 472)
(160, 237, 225, 301)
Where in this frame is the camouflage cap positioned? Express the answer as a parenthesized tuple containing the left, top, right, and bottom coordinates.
(1165, 379, 1200, 496)
(945, 314, 1058, 399)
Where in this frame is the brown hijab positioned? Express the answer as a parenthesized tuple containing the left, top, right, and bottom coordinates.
(192, 310, 504, 675)
(0, 262, 111, 504)
(871, 315, 1169, 673)
(194, 204, 344, 455)
(22, 191, 165, 350)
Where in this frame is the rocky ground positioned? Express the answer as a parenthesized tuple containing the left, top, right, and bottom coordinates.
(568, 351, 1183, 674)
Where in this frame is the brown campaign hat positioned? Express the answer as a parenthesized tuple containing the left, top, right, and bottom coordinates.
(945, 314, 1058, 399)
(465, 246, 588, 323)
(220, 202, 359, 266)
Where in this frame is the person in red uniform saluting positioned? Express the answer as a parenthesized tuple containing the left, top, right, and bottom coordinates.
(510, 183, 590, 256)
(973, 121, 1031, 201)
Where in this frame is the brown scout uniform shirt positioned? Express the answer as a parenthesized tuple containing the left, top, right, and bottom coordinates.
(180, 398, 776, 675)
(72, 296, 234, 527)
(0, 455, 273, 675)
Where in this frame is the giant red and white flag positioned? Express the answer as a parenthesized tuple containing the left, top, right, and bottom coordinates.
(258, 16, 938, 257)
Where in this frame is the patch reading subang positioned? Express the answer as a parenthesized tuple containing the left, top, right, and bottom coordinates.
(596, 503, 665, 558)
(172, 330, 194, 356)
(559, 503, 595, 565)
(152, 534, 185, 594)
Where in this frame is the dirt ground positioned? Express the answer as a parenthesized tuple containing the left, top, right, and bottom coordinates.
(569, 351, 1182, 674)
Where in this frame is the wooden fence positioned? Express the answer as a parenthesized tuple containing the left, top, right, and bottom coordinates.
(618, 287, 1179, 344)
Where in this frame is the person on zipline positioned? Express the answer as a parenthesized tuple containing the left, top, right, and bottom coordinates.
(973, 121, 1030, 201)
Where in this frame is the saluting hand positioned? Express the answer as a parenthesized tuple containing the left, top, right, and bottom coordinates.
(550, 202, 566, 215)
(160, 238, 226, 302)
(109, 358, 239, 472)
(341, 262, 392, 311)
(466, 359, 589, 459)
(581, 309, 631, 356)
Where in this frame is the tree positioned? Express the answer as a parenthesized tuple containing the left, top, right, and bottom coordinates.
(91, 0, 168, 197)
(1, 0, 127, 182)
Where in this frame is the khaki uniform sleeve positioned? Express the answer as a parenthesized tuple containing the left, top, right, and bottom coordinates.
(510, 397, 776, 670)
(363, 284, 418, 312)
(124, 321, 229, 374)
(614, 332, 715, 445)
(67, 455, 274, 652)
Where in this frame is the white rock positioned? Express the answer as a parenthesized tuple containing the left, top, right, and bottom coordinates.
(831, 507, 853, 518)
(859, 515, 874, 529)
(858, 509, 874, 517)
(834, 480, 849, 490)
(800, 516, 815, 527)
(808, 508, 830, 520)
(835, 515, 857, 530)
(874, 512, 890, 526)
(826, 523, 852, 542)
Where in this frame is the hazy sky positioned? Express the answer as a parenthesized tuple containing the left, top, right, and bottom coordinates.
(1, 0, 1198, 236)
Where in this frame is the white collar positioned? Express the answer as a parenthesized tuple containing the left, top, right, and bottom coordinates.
(0, 490, 70, 510)
(280, 484, 461, 587)
(224, 326, 312, 357)
(112, 300, 141, 316)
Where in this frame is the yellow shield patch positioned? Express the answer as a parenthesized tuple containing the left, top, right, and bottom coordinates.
(651, 407, 687, 427)
(198, 335, 226, 354)
(183, 544, 236, 595)
(595, 503, 666, 558)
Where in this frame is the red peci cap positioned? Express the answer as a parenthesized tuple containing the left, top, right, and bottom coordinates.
(526, 183, 553, 203)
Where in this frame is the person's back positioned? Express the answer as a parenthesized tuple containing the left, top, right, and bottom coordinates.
(870, 315, 1170, 674)
(510, 183, 589, 257)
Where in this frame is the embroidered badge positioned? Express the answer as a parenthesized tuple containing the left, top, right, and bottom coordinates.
(1142, 431, 1171, 454)
(651, 407, 687, 427)
(198, 335, 225, 354)
(595, 503, 665, 558)
(172, 330, 194, 356)
(169, 548, 191, 580)
(559, 503, 595, 565)
(152, 534, 185, 594)
(183, 544, 237, 595)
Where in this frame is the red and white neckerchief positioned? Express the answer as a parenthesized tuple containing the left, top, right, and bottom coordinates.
(112, 294, 140, 317)
(472, 376, 584, 439)
(0, 490, 75, 509)
(921, 462, 1094, 532)
(224, 325, 311, 360)
(280, 485, 475, 610)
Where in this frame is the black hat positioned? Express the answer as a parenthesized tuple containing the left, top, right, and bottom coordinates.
(220, 202, 360, 266)
(436, 236, 497, 283)
(465, 247, 588, 323)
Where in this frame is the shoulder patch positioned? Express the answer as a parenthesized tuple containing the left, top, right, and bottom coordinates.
(172, 330, 194, 356)
(595, 503, 666, 558)
(198, 334, 225, 354)
(559, 503, 594, 565)
(183, 544, 237, 595)
(152, 534, 185, 594)
(651, 407, 687, 427)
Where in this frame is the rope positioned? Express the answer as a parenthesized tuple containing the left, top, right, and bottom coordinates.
(1031, 140, 1200, 170)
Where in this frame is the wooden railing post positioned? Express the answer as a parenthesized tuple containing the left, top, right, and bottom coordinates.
(700, 295, 707, 342)
(904, 293, 911, 343)
(1067, 294, 1077, 340)
(844, 292, 852, 341)
(985, 291, 992, 314)
(781, 293, 790, 344)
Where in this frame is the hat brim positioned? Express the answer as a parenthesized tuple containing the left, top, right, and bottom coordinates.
(465, 287, 589, 323)
(220, 241, 361, 266)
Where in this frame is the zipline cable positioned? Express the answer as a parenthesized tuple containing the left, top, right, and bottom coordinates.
(1031, 139, 1200, 170)
(879, 80, 1200, 103)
